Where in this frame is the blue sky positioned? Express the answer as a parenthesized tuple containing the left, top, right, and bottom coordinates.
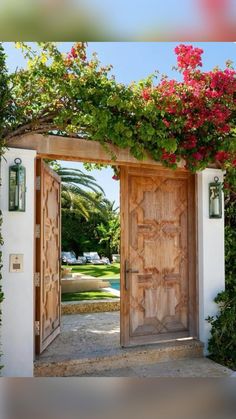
(4, 42, 236, 206)
(4, 42, 236, 83)
(84, 0, 195, 34)
(81, 0, 236, 38)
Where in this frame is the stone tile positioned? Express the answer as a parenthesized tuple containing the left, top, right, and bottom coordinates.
(131, 358, 233, 378)
(37, 312, 121, 363)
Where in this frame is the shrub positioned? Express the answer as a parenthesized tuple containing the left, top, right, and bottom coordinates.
(207, 190, 236, 370)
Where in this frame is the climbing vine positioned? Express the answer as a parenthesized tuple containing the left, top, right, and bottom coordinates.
(4, 42, 236, 176)
(0, 43, 12, 369)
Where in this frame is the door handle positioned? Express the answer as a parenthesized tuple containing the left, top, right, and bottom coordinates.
(124, 260, 139, 291)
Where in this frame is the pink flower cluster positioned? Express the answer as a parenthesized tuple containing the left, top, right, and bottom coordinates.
(174, 45, 204, 70)
(139, 44, 236, 169)
(182, 135, 197, 150)
(162, 150, 177, 164)
(142, 89, 151, 101)
(215, 151, 230, 162)
(66, 43, 87, 64)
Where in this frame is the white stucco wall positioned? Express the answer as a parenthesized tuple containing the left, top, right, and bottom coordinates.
(0, 148, 36, 377)
(197, 168, 225, 354)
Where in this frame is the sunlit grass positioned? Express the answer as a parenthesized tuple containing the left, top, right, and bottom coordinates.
(63, 263, 120, 279)
(62, 290, 118, 302)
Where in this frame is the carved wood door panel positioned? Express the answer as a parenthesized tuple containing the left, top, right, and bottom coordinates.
(120, 167, 197, 347)
(35, 159, 61, 355)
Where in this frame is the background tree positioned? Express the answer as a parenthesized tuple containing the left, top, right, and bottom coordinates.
(48, 161, 106, 220)
(46, 161, 120, 257)
(58, 167, 106, 219)
(61, 193, 120, 259)
(96, 201, 120, 260)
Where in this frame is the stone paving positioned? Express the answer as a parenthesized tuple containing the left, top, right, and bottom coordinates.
(36, 312, 234, 377)
(38, 312, 121, 363)
(77, 357, 233, 377)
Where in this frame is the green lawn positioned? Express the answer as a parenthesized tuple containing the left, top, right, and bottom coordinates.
(62, 290, 118, 302)
(63, 262, 120, 279)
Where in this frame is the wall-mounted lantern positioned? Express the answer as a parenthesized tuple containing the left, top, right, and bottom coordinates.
(9, 158, 26, 212)
(209, 176, 222, 219)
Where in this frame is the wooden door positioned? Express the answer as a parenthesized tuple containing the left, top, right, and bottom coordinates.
(120, 167, 197, 347)
(35, 159, 61, 355)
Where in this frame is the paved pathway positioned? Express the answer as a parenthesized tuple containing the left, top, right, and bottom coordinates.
(37, 313, 234, 377)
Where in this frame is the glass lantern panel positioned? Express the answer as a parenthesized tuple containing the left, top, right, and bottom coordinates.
(18, 169, 26, 211)
(9, 169, 17, 210)
(209, 185, 222, 218)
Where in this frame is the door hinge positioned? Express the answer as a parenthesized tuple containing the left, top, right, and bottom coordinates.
(36, 176, 41, 191)
(35, 224, 40, 239)
(34, 272, 40, 287)
(35, 320, 40, 336)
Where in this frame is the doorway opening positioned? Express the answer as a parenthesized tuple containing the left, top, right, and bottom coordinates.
(35, 154, 198, 367)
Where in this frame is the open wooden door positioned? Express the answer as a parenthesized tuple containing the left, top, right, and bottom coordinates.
(35, 159, 61, 355)
(120, 166, 197, 347)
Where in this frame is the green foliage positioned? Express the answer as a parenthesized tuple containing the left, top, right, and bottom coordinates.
(97, 214, 120, 261)
(3, 42, 236, 173)
(61, 194, 120, 259)
(0, 43, 11, 370)
(207, 291, 236, 370)
(55, 164, 106, 220)
(207, 190, 236, 370)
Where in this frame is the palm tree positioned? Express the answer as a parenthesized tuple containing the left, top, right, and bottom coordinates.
(96, 214, 120, 260)
(55, 166, 106, 220)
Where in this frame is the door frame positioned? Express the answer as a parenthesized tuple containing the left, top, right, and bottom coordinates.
(120, 165, 198, 347)
(9, 134, 198, 351)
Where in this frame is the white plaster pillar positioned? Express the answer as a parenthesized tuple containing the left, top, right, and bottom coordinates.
(197, 168, 225, 354)
(0, 148, 36, 376)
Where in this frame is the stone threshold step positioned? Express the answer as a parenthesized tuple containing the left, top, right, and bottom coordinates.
(61, 300, 120, 314)
(34, 339, 204, 377)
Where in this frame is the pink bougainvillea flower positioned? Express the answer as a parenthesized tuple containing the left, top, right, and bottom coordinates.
(224, 182, 230, 190)
(182, 135, 197, 150)
(70, 47, 78, 59)
(162, 151, 177, 163)
(215, 151, 230, 162)
(175, 44, 204, 70)
(192, 152, 204, 161)
(163, 119, 170, 128)
(142, 89, 151, 101)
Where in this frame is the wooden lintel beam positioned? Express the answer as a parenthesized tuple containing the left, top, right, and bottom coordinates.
(7, 133, 186, 169)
